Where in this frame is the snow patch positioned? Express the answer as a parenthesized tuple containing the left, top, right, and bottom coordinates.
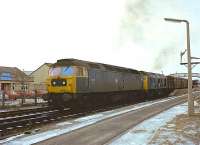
(56, 121, 72, 126)
(75, 114, 104, 122)
(109, 103, 187, 145)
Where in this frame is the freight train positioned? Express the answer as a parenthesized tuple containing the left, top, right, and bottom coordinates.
(46, 59, 188, 108)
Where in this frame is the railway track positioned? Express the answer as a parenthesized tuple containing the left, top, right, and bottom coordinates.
(0, 101, 130, 139)
(0, 106, 70, 138)
(0, 106, 50, 118)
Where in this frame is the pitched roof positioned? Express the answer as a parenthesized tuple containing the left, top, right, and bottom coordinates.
(30, 63, 52, 76)
(0, 66, 33, 82)
(45, 63, 52, 67)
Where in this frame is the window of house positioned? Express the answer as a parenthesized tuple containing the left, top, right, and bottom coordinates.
(12, 84, 15, 90)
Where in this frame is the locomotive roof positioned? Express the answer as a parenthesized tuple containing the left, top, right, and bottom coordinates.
(140, 71, 166, 78)
(53, 58, 140, 74)
(167, 75, 188, 80)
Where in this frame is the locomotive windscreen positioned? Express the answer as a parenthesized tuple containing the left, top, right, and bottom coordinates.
(49, 66, 88, 77)
(49, 66, 74, 76)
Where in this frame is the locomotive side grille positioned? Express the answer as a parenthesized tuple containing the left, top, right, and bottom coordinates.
(51, 79, 67, 86)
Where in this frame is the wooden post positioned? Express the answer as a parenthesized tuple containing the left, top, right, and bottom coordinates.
(2, 91, 5, 107)
(35, 90, 37, 105)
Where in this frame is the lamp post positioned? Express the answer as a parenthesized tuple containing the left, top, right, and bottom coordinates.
(164, 18, 194, 116)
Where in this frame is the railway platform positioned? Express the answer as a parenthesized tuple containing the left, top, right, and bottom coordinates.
(1, 91, 200, 145)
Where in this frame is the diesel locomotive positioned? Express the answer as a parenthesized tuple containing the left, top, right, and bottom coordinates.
(46, 59, 188, 107)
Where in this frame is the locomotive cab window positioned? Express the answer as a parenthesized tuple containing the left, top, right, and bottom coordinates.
(49, 66, 88, 77)
(62, 66, 74, 76)
(49, 66, 74, 76)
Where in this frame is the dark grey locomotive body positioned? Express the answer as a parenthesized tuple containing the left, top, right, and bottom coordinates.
(47, 59, 187, 108)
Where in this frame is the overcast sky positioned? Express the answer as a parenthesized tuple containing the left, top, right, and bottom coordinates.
(0, 0, 199, 75)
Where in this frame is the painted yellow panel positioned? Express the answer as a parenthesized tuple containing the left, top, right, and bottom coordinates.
(47, 76, 76, 93)
(143, 75, 148, 91)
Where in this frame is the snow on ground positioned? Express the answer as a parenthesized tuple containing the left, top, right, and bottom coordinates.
(0, 99, 46, 107)
(109, 103, 188, 145)
(110, 102, 200, 145)
(0, 99, 47, 112)
(149, 108, 200, 144)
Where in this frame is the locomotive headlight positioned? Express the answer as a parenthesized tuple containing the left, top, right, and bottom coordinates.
(53, 81, 56, 85)
(62, 81, 66, 85)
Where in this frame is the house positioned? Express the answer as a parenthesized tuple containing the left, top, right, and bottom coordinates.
(29, 63, 52, 95)
(0, 66, 33, 99)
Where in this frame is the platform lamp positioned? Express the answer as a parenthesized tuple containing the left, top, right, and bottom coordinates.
(164, 18, 194, 116)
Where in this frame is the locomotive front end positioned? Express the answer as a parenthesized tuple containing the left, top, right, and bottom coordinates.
(47, 65, 87, 106)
